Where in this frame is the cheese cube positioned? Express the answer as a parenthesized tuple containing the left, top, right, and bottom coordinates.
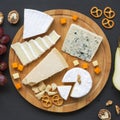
(12, 73, 20, 79)
(92, 60, 99, 67)
(73, 60, 79, 66)
(15, 83, 22, 90)
(18, 64, 24, 71)
(72, 15, 78, 21)
(60, 18, 67, 25)
(12, 62, 18, 68)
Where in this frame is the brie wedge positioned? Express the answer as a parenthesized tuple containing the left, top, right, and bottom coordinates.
(57, 86, 72, 100)
(62, 67, 93, 98)
(23, 9, 54, 39)
(22, 48, 68, 86)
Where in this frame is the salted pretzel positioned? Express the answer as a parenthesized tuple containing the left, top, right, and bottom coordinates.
(41, 95, 52, 108)
(90, 6, 102, 18)
(104, 7, 115, 19)
(52, 94, 63, 106)
(102, 18, 114, 29)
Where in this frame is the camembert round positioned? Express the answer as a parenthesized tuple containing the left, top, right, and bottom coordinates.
(62, 67, 93, 98)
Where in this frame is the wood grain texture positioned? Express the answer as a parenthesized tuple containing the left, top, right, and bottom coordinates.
(9, 9, 111, 113)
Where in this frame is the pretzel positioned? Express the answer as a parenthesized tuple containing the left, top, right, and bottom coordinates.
(90, 7, 102, 18)
(52, 94, 63, 106)
(104, 7, 115, 19)
(102, 18, 114, 29)
(41, 95, 52, 108)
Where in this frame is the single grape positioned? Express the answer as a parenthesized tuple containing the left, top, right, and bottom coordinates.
(0, 34, 10, 44)
(0, 73, 7, 86)
(0, 44, 7, 55)
(0, 27, 4, 38)
(0, 61, 7, 71)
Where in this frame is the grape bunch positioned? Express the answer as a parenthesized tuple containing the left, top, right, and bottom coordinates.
(0, 27, 10, 86)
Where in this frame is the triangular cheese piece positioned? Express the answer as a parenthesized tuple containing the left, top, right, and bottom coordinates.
(57, 86, 72, 100)
(23, 9, 54, 39)
(22, 48, 68, 86)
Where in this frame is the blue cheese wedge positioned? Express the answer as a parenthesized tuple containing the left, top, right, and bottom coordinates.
(62, 24, 103, 62)
(62, 67, 92, 98)
(23, 9, 54, 39)
(22, 48, 69, 86)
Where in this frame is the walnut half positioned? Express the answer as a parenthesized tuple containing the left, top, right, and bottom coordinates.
(98, 109, 111, 120)
(0, 12, 4, 25)
(8, 10, 19, 24)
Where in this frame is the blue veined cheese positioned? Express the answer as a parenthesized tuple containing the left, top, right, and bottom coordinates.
(62, 24, 103, 62)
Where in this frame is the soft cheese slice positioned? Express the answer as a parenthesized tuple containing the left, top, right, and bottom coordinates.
(23, 9, 54, 39)
(43, 36, 54, 47)
(57, 86, 72, 100)
(21, 42, 37, 61)
(62, 67, 92, 98)
(35, 37, 48, 51)
(62, 24, 103, 62)
(11, 42, 31, 66)
(22, 48, 69, 86)
(49, 30, 61, 44)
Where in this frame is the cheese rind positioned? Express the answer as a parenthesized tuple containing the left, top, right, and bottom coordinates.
(62, 67, 92, 98)
(62, 24, 103, 62)
(23, 9, 54, 39)
(57, 86, 72, 100)
(22, 48, 69, 86)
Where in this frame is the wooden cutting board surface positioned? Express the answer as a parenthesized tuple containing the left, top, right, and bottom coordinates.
(9, 9, 111, 113)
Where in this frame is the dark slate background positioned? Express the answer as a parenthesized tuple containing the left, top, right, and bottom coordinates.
(0, 0, 120, 120)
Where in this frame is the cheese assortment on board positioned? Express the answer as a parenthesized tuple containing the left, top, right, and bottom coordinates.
(11, 30, 60, 66)
(9, 9, 107, 111)
(23, 9, 54, 39)
(62, 24, 103, 62)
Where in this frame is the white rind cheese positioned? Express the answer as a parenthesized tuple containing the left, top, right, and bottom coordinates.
(62, 67, 92, 98)
(57, 85, 72, 100)
(23, 9, 54, 39)
(11, 30, 60, 66)
(62, 24, 103, 62)
(22, 48, 69, 86)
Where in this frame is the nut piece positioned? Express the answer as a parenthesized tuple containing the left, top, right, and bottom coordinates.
(8, 10, 19, 24)
(115, 105, 120, 115)
(98, 109, 111, 120)
(0, 12, 4, 25)
(106, 100, 113, 106)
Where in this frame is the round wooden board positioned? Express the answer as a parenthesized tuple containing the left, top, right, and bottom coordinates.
(9, 9, 111, 113)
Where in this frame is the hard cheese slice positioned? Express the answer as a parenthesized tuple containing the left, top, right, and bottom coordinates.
(57, 86, 72, 100)
(62, 24, 103, 62)
(23, 9, 54, 39)
(62, 67, 92, 98)
(22, 48, 69, 86)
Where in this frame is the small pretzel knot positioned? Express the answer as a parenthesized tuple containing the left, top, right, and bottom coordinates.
(104, 7, 115, 19)
(90, 6, 102, 18)
(52, 94, 63, 106)
(41, 95, 52, 108)
(102, 18, 114, 29)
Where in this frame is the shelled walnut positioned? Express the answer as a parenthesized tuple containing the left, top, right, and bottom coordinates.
(106, 100, 113, 106)
(98, 109, 111, 120)
(8, 10, 19, 24)
(0, 12, 4, 25)
(115, 105, 120, 115)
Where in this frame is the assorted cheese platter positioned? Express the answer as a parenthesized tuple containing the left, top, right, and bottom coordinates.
(9, 9, 111, 112)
